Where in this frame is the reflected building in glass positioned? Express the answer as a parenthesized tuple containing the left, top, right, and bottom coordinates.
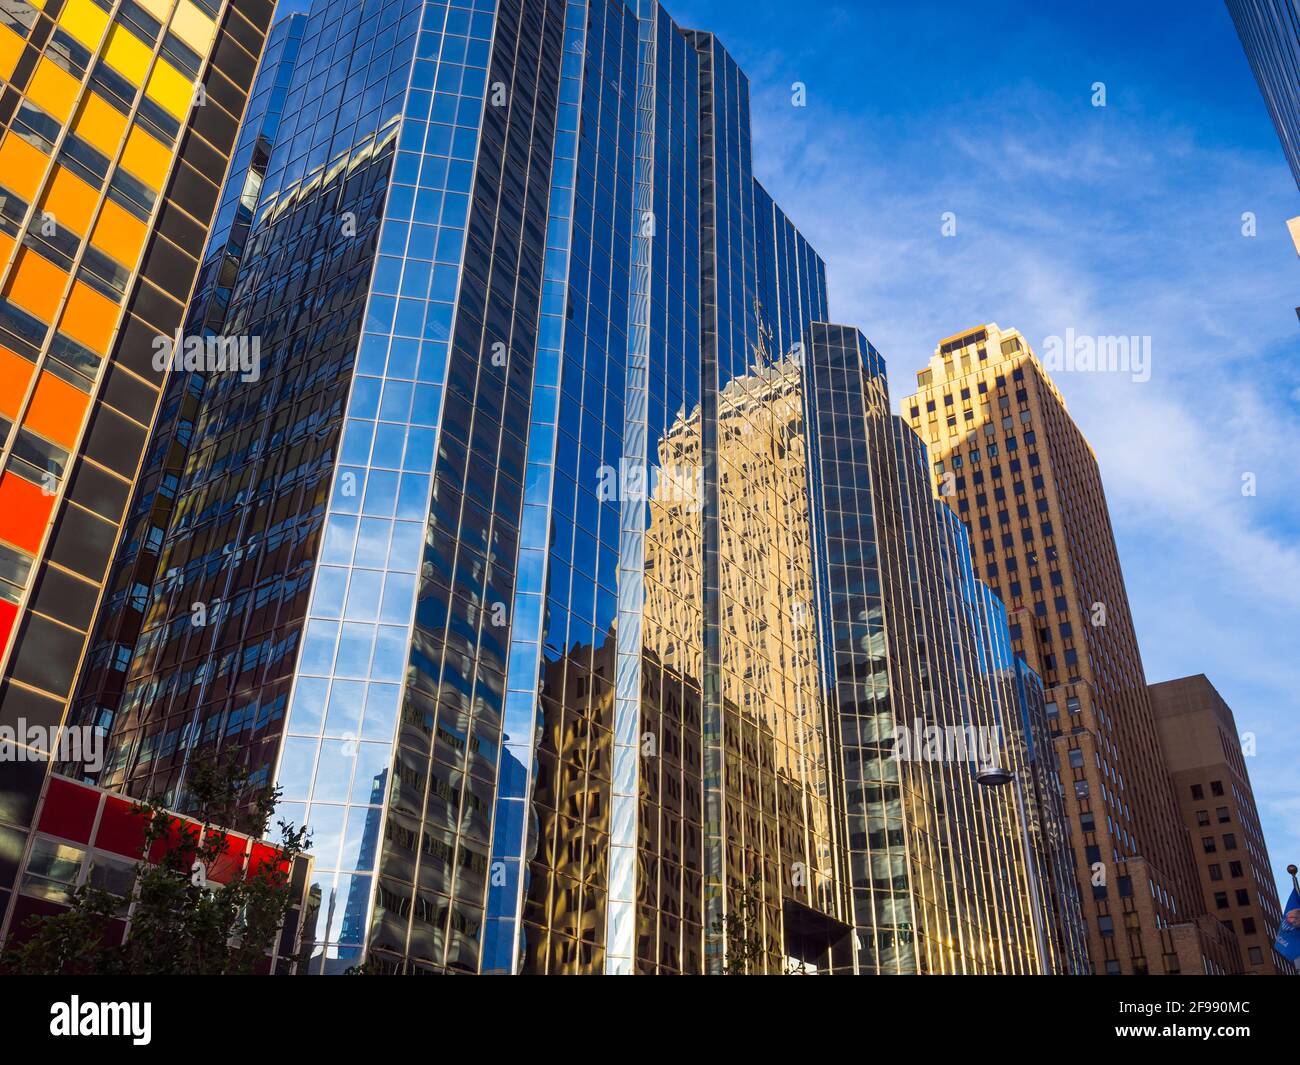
(60, 0, 1083, 974)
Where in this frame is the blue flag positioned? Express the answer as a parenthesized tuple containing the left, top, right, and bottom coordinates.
(1275, 888, 1300, 962)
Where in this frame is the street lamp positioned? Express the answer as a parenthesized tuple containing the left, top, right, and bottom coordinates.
(976, 762, 1050, 975)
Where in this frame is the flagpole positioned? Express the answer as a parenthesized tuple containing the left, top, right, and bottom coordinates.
(1289, 864, 1299, 895)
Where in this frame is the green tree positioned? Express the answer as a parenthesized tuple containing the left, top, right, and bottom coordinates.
(4, 756, 310, 975)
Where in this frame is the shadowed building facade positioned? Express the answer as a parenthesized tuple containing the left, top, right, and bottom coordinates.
(1150, 673, 1294, 976)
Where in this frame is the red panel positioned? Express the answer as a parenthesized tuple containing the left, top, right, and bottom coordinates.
(3, 895, 66, 949)
(0, 473, 54, 553)
(248, 841, 289, 878)
(0, 598, 17, 656)
(37, 776, 100, 843)
(147, 814, 199, 869)
(204, 831, 248, 884)
(95, 795, 149, 858)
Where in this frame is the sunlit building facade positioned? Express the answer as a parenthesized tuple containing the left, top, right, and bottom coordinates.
(54, 0, 1078, 975)
(0, 0, 273, 934)
(805, 323, 1086, 975)
(903, 324, 1241, 975)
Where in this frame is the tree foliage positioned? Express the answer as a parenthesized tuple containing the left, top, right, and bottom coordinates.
(4, 757, 310, 976)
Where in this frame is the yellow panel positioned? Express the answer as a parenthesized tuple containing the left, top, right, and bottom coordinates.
(170, 1, 215, 56)
(137, 0, 172, 19)
(58, 0, 109, 52)
(0, 134, 49, 203)
(120, 126, 172, 191)
(0, 25, 22, 83)
(103, 23, 152, 85)
(72, 92, 128, 160)
(26, 60, 80, 124)
(39, 166, 99, 236)
(145, 59, 193, 119)
(91, 199, 147, 267)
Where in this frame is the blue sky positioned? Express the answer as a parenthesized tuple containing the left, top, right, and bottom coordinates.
(277, 1, 1300, 902)
(665, 0, 1300, 902)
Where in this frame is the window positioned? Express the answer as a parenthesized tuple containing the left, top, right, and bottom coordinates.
(1202, 836, 1217, 853)
(1068, 749, 1084, 769)
(1196, 810, 1210, 826)
(1191, 784, 1204, 800)
(1098, 915, 1114, 936)
(1229, 861, 1243, 878)
(1224, 833, 1237, 851)
(1211, 780, 1224, 797)
(1208, 864, 1222, 881)
(1248, 947, 1263, 965)
(1214, 892, 1229, 910)
(1242, 917, 1256, 935)
(1074, 780, 1089, 799)
(1236, 889, 1249, 906)
(1105, 959, 1121, 975)
(1216, 806, 1230, 823)
(20, 838, 86, 904)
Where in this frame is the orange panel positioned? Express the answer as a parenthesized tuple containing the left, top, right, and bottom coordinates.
(26, 60, 79, 124)
(59, 281, 118, 354)
(40, 165, 99, 237)
(0, 133, 50, 202)
(72, 92, 127, 160)
(0, 472, 55, 553)
(5, 247, 66, 323)
(0, 346, 36, 419)
(24, 371, 88, 449)
(0, 230, 13, 265)
(90, 198, 147, 266)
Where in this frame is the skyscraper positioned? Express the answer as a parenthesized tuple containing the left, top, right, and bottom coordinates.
(0, 0, 274, 928)
(1226, 0, 1300, 190)
(904, 324, 1240, 975)
(1150, 673, 1295, 976)
(806, 323, 1088, 975)
(49, 0, 1077, 975)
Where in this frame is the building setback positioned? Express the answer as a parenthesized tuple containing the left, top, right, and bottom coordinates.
(0, 0, 274, 935)
(21, 0, 1084, 974)
(1149, 673, 1294, 976)
(903, 324, 1241, 975)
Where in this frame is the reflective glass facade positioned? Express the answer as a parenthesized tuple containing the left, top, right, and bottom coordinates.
(804, 323, 1082, 974)
(1227, 0, 1300, 189)
(58, 0, 1079, 975)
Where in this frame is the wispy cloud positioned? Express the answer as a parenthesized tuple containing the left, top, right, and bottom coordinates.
(737, 41, 1300, 895)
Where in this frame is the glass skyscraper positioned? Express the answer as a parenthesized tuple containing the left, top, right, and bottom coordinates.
(1226, 0, 1300, 190)
(58, 0, 1082, 975)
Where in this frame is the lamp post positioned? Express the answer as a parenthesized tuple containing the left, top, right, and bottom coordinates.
(976, 763, 1050, 975)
